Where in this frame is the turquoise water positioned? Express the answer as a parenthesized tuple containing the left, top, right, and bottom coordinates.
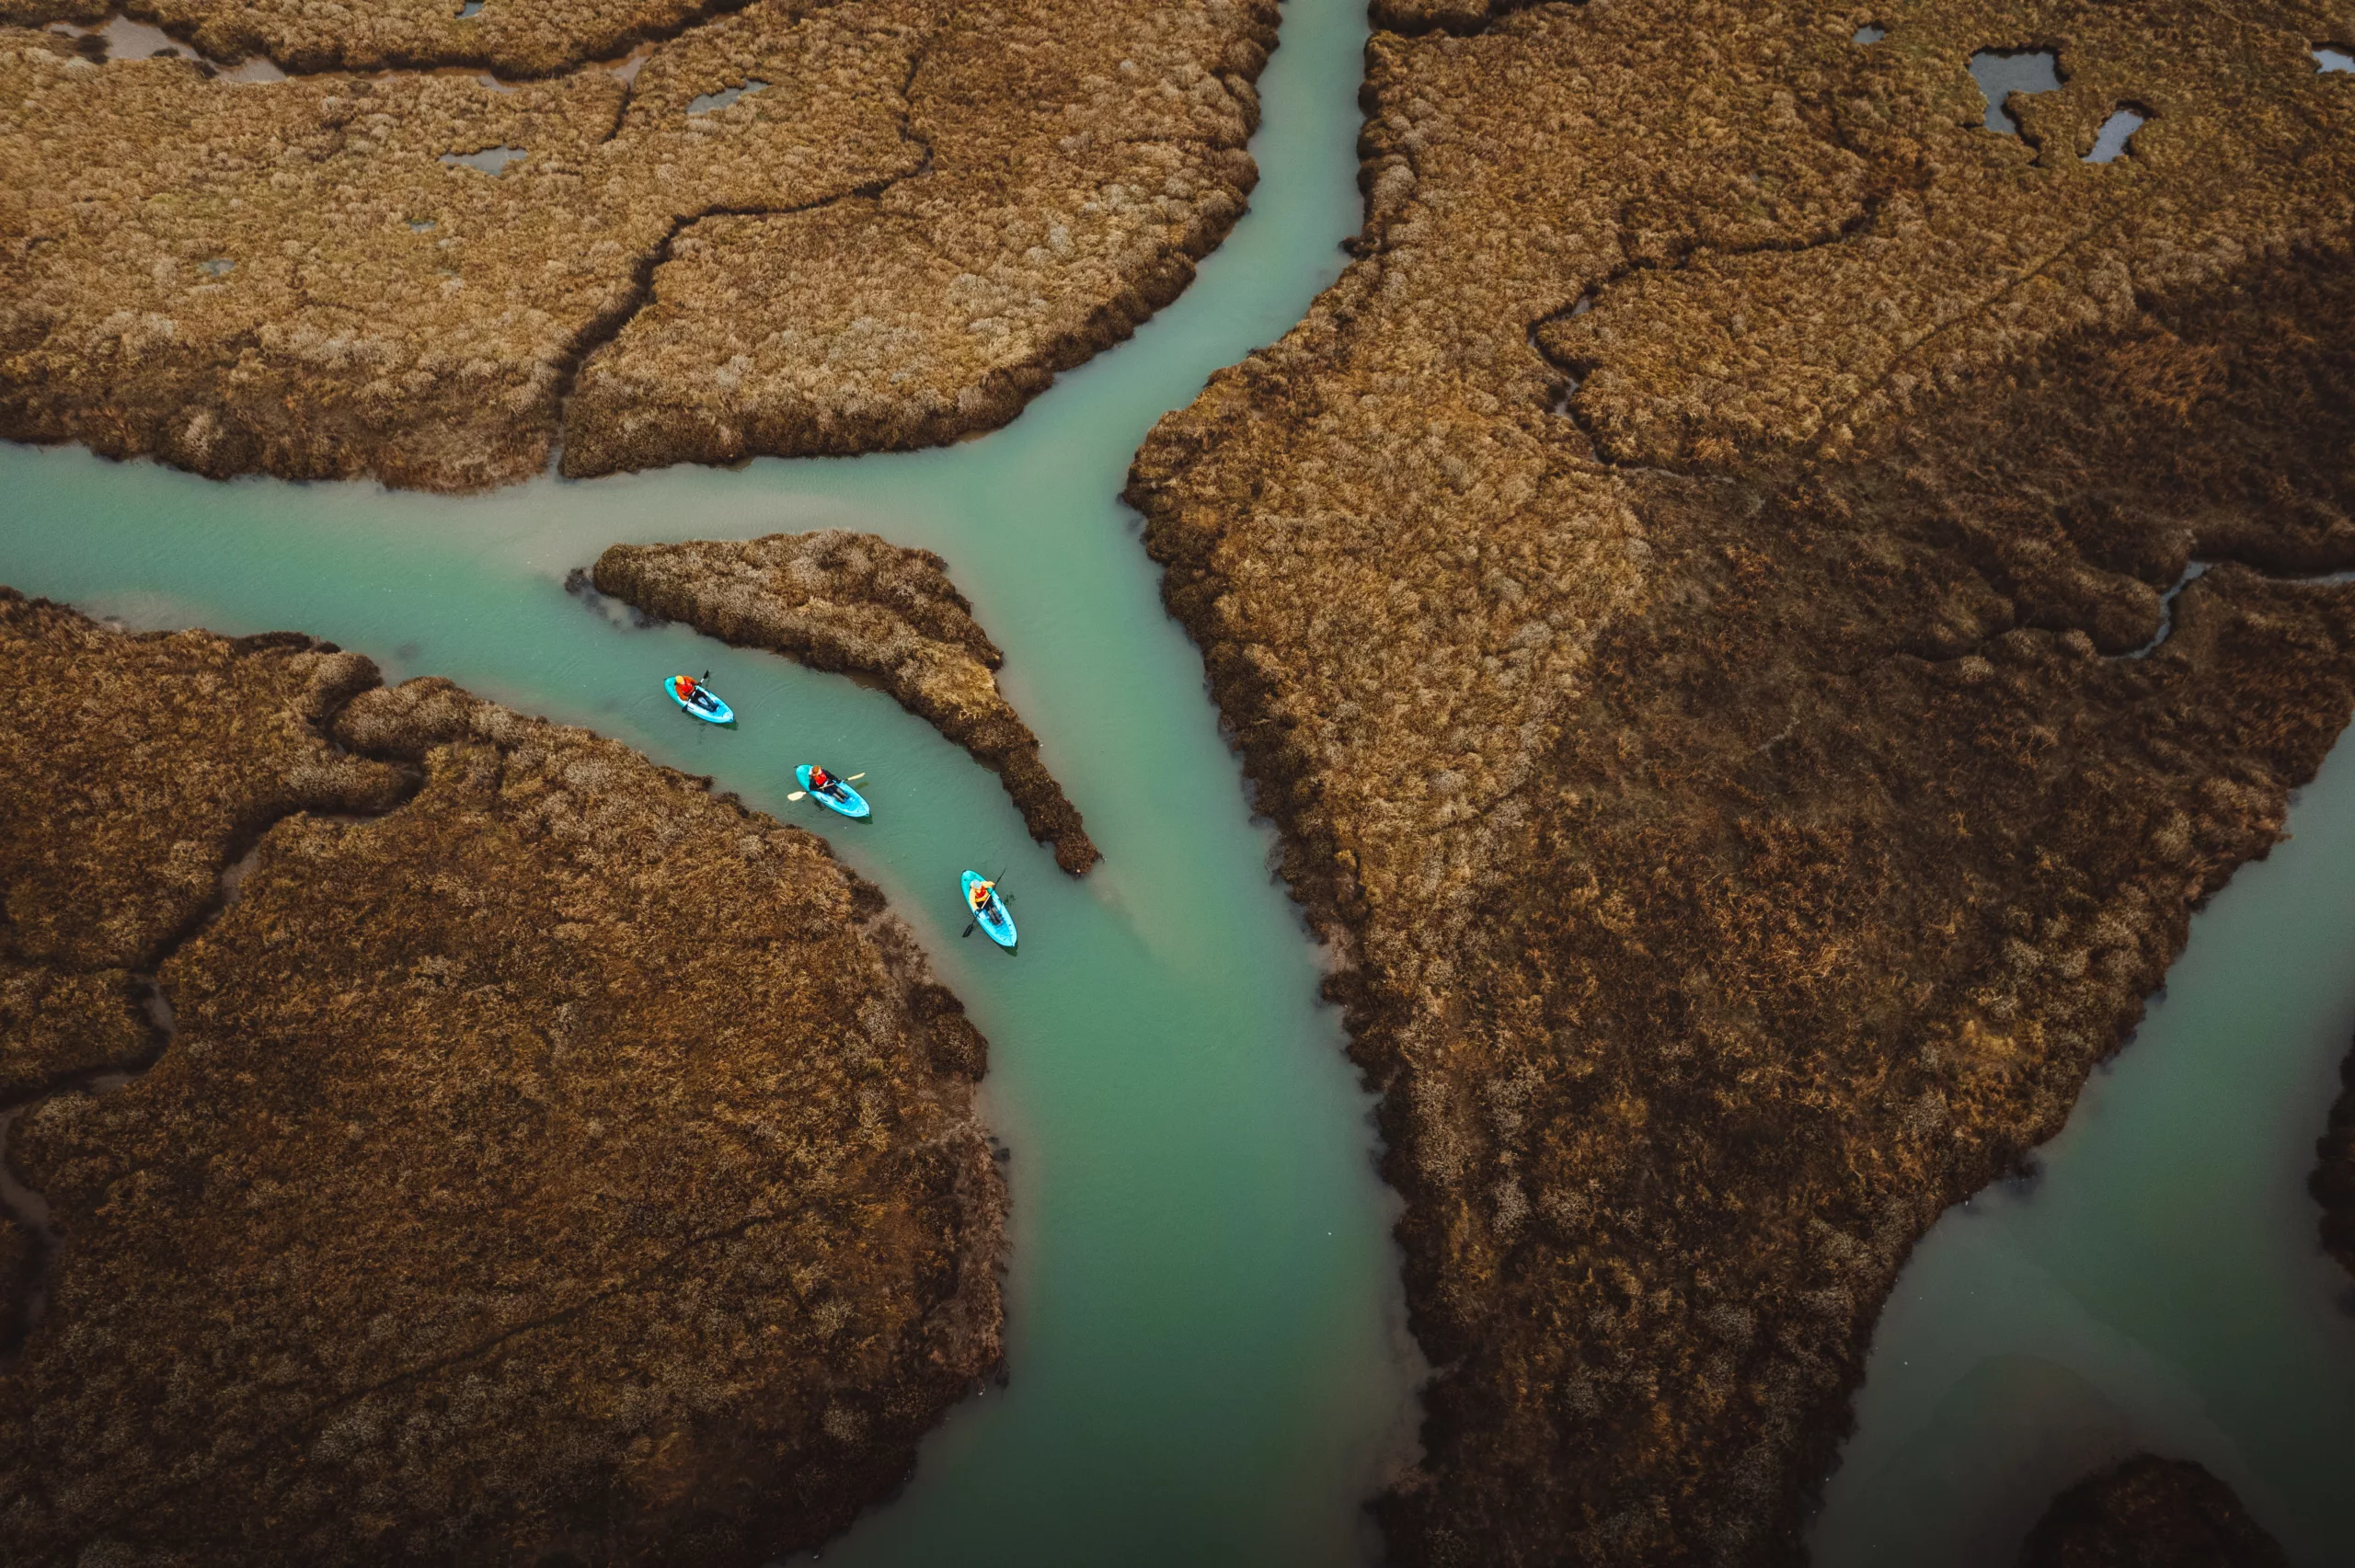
(1815, 734, 2355, 1566)
(0, 0, 1418, 1561)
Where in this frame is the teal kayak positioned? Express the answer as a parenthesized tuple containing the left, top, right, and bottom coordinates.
(796, 764, 870, 819)
(962, 871, 1016, 949)
(665, 675, 733, 725)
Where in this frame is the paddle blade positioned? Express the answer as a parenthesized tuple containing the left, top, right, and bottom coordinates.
(960, 923, 975, 939)
(846, 773, 866, 782)
(786, 791, 806, 801)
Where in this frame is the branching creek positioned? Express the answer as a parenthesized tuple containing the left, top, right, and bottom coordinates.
(6, 1, 2355, 1562)
(2, 1, 1418, 1562)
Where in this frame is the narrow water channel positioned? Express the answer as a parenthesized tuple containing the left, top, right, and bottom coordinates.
(0, 0, 1415, 1561)
(1814, 737, 2355, 1566)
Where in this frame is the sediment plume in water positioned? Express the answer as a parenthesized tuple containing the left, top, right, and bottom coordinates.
(0, 589, 1005, 1564)
(2017, 1454, 2288, 1568)
(1126, 0, 2355, 1560)
(595, 530, 1101, 873)
(0, 0, 1277, 490)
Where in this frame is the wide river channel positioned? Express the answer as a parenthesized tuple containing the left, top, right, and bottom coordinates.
(6, 1, 2355, 1562)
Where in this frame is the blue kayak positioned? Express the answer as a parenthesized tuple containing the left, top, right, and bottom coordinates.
(665, 675, 733, 725)
(961, 871, 1016, 949)
(796, 765, 870, 819)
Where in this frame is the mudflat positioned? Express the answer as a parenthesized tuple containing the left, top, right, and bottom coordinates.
(0, 590, 1005, 1564)
(1128, 0, 2355, 1561)
(0, 0, 1276, 489)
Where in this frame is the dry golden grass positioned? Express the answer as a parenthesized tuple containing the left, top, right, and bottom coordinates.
(0, 0, 1277, 488)
(1130, 1, 2355, 1561)
(0, 595, 1004, 1563)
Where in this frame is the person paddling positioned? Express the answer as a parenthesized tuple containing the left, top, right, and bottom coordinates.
(666, 672, 733, 726)
(959, 869, 1016, 947)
